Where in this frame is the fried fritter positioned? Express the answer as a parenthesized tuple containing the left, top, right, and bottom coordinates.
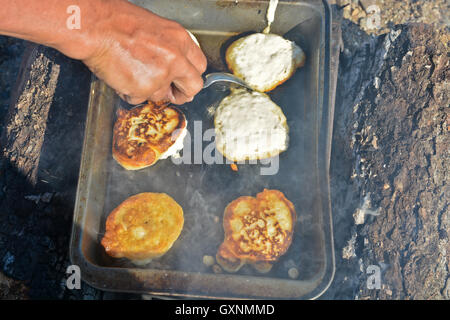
(112, 102, 187, 170)
(101, 193, 184, 265)
(216, 189, 296, 273)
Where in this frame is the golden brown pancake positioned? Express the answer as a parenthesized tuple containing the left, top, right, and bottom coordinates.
(112, 101, 186, 170)
(216, 189, 296, 273)
(101, 193, 184, 264)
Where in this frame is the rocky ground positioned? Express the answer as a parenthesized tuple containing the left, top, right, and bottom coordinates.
(323, 0, 449, 300)
(323, 21, 449, 300)
(333, 0, 449, 35)
(0, 0, 448, 299)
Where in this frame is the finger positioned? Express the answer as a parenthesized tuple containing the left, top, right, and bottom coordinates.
(171, 61, 204, 99)
(184, 31, 207, 74)
(185, 42, 207, 74)
(126, 96, 148, 105)
(169, 85, 193, 105)
(117, 92, 147, 105)
(149, 86, 175, 103)
(149, 86, 171, 102)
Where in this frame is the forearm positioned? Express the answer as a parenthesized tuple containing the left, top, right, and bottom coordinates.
(0, 0, 112, 59)
(0, 0, 207, 105)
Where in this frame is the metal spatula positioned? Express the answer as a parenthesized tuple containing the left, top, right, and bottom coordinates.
(121, 73, 252, 110)
(203, 72, 253, 90)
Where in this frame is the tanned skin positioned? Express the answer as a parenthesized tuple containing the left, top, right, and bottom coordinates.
(0, 0, 207, 105)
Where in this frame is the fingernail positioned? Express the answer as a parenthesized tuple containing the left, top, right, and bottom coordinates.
(168, 91, 176, 103)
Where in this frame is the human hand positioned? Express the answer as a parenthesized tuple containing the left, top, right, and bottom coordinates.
(60, 0, 207, 105)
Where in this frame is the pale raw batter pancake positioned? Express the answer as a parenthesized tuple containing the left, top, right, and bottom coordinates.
(214, 88, 289, 162)
(226, 33, 305, 92)
(263, 0, 279, 34)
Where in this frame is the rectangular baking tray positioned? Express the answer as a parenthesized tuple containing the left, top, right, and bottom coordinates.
(70, 0, 336, 299)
